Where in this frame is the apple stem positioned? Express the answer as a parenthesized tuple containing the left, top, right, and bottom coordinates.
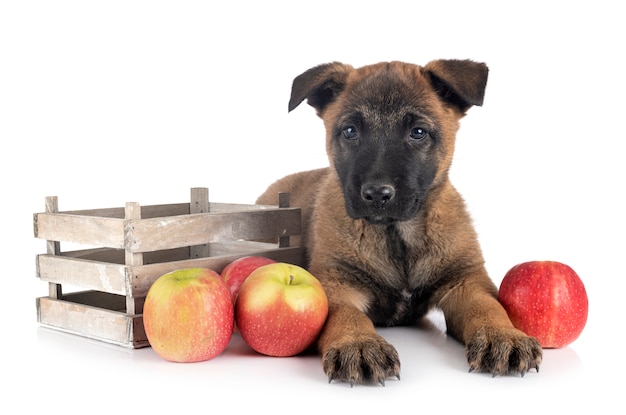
(289, 274, 294, 285)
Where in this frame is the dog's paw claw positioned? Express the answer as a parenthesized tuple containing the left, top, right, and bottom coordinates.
(466, 327, 543, 377)
(322, 337, 401, 386)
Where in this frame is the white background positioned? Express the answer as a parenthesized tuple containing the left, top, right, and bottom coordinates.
(1, 1, 624, 413)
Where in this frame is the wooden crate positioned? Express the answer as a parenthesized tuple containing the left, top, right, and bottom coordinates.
(34, 187, 302, 349)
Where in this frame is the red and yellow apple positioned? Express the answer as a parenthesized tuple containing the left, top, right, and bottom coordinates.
(235, 262, 328, 357)
(221, 255, 276, 301)
(143, 267, 234, 362)
(498, 260, 588, 348)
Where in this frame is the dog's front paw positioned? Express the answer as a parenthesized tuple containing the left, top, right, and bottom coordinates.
(466, 326, 542, 376)
(322, 335, 401, 386)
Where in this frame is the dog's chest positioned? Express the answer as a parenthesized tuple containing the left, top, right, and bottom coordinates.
(366, 277, 432, 326)
(360, 225, 439, 325)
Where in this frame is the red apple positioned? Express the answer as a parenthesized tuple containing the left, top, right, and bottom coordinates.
(235, 262, 328, 357)
(498, 260, 588, 348)
(221, 255, 276, 300)
(143, 267, 234, 362)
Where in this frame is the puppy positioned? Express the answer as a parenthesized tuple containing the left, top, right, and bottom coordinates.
(257, 60, 542, 385)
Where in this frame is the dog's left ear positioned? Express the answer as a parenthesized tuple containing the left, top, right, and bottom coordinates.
(424, 59, 489, 113)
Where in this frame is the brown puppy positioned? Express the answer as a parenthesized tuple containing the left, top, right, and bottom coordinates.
(256, 60, 542, 385)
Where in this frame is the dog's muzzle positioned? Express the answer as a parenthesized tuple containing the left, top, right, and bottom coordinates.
(345, 180, 423, 225)
(361, 183, 395, 210)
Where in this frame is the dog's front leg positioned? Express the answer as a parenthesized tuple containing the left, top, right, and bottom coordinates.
(439, 275, 543, 376)
(317, 302, 401, 386)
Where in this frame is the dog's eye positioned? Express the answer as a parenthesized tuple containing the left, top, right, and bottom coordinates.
(342, 126, 358, 140)
(409, 127, 427, 141)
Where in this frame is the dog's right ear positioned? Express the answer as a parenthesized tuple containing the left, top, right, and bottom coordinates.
(288, 62, 354, 115)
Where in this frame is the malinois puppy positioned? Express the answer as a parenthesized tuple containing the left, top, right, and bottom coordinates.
(256, 60, 542, 386)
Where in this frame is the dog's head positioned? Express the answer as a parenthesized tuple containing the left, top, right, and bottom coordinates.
(289, 60, 488, 224)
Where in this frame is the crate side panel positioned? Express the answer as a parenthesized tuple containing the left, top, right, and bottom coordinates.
(127, 208, 301, 252)
(37, 255, 127, 295)
(34, 213, 125, 248)
(37, 296, 138, 347)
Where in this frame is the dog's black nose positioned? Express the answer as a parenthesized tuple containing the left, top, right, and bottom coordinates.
(361, 183, 395, 206)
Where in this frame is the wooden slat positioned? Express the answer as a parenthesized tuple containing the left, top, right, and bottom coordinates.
(37, 255, 127, 295)
(278, 192, 291, 248)
(59, 246, 191, 265)
(207, 202, 281, 212)
(190, 187, 210, 259)
(131, 315, 147, 348)
(124, 202, 143, 314)
(125, 208, 301, 253)
(35, 213, 126, 248)
(45, 196, 63, 299)
(60, 290, 127, 309)
(60, 247, 125, 263)
(60, 203, 190, 218)
(57, 201, 277, 217)
(37, 295, 149, 348)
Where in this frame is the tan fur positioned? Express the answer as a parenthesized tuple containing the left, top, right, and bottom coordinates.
(257, 60, 542, 385)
